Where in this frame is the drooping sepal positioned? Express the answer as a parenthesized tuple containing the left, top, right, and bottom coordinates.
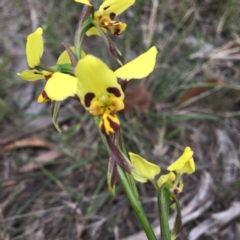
(91, 20, 122, 63)
(107, 156, 117, 195)
(106, 136, 131, 173)
(51, 101, 62, 133)
(169, 191, 182, 240)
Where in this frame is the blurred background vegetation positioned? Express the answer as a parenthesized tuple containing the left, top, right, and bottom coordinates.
(1, 0, 240, 239)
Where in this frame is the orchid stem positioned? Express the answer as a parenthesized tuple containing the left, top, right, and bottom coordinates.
(91, 117, 156, 239)
(117, 166, 157, 240)
(158, 184, 171, 240)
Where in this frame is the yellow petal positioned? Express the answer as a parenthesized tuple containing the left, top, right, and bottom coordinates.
(26, 27, 44, 68)
(157, 172, 176, 188)
(17, 69, 44, 81)
(99, 0, 135, 17)
(167, 147, 195, 174)
(44, 72, 78, 101)
(74, 0, 92, 6)
(57, 47, 86, 64)
(129, 152, 160, 182)
(180, 157, 195, 174)
(114, 46, 158, 81)
(75, 55, 124, 109)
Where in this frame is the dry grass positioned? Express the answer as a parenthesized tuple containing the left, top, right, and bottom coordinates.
(1, 0, 240, 239)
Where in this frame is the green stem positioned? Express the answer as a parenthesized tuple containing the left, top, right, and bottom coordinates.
(91, 117, 156, 239)
(117, 166, 157, 240)
(170, 173, 183, 191)
(158, 184, 171, 240)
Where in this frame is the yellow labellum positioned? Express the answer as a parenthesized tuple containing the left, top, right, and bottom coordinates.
(114, 46, 158, 81)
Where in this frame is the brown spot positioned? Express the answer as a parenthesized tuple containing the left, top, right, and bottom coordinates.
(107, 87, 121, 97)
(173, 189, 179, 195)
(45, 74, 52, 80)
(114, 28, 120, 35)
(103, 6, 110, 10)
(84, 93, 95, 107)
(100, 119, 107, 135)
(107, 116, 120, 133)
(42, 90, 49, 99)
(110, 12, 116, 20)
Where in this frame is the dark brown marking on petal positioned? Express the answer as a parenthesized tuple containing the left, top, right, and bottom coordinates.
(42, 90, 49, 99)
(107, 87, 121, 97)
(114, 28, 120, 35)
(107, 116, 120, 133)
(173, 189, 179, 195)
(45, 74, 52, 81)
(100, 119, 107, 135)
(103, 6, 110, 10)
(84, 93, 95, 107)
(110, 12, 116, 20)
(34, 71, 43, 75)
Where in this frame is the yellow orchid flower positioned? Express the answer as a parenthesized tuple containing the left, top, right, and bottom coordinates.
(75, 54, 124, 135)
(26, 27, 44, 68)
(129, 152, 160, 183)
(157, 172, 184, 195)
(75, 0, 135, 36)
(74, 47, 157, 135)
(19, 27, 80, 103)
(167, 147, 195, 174)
